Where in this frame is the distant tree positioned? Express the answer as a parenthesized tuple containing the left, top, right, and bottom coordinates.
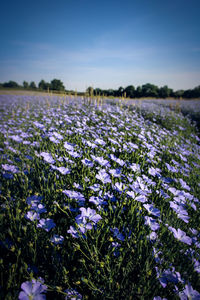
(23, 81, 29, 89)
(183, 86, 200, 98)
(3, 81, 19, 88)
(193, 85, 200, 98)
(86, 86, 93, 97)
(135, 86, 142, 98)
(38, 79, 50, 90)
(30, 81, 37, 89)
(159, 85, 172, 98)
(174, 90, 184, 99)
(117, 87, 124, 97)
(50, 79, 65, 91)
(124, 85, 135, 98)
(107, 89, 115, 97)
(38, 79, 46, 90)
(141, 83, 159, 97)
(94, 88, 102, 96)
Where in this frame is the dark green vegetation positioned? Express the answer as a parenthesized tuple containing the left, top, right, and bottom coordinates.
(1, 80, 200, 99)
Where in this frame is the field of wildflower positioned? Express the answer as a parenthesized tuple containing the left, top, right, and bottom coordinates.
(0, 94, 200, 300)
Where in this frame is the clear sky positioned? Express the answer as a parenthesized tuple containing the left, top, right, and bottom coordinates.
(0, 0, 200, 91)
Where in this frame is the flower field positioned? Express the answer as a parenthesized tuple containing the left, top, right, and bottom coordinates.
(0, 94, 200, 299)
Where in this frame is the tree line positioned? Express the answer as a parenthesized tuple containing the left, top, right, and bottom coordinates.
(0, 79, 65, 92)
(0, 79, 200, 98)
(87, 84, 200, 99)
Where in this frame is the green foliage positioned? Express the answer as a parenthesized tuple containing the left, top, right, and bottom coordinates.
(3, 81, 19, 88)
(38, 79, 50, 91)
(50, 79, 65, 91)
(1, 78, 200, 98)
(29, 81, 37, 89)
(23, 81, 29, 89)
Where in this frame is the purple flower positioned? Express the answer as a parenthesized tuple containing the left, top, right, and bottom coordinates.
(148, 231, 158, 241)
(168, 227, 192, 245)
(143, 204, 161, 218)
(26, 195, 42, 206)
(64, 141, 74, 151)
(56, 167, 71, 175)
(52, 131, 63, 140)
(155, 267, 179, 288)
(49, 136, 59, 144)
(96, 169, 111, 184)
(37, 218, 56, 232)
(94, 138, 106, 146)
(129, 163, 140, 172)
(89, 196, 107, 206)
(111, 228, 125, 241)
(67, 226, 79, 238)
(33, 121, 45, 130)
(25, 211, 40, 222)
(126, 191, 136, 198)
(32, 204, 47, 214)
(64, 288, 82, 300)
(135, 194, 147, 203)
(144, 216, 160, 231)
(50, 234, 64, 245)
(62, 190, 85, 202)
(76, 207, 102, 224)
(179, 283, 200, 299)
(40, 152, 55, 164)
(81, 158, 94, 168)
(110, 154, 125, 166)
(179, 178, 191, 191)
(169, 201, 190, 223)
(2, 164, 19, 173)
(114, 182, 127, 192)
(19, 278, 47, 300)
(109, 168, 122, 177)
(91, 155, 110, 167)
(148, 167, 161, 177)
(77, 222, 93, 234)
(165, 163, 178, 173)
(89, 183, 100, 191)
(68, 151, 81, 158)
(9, 135, 23, 143)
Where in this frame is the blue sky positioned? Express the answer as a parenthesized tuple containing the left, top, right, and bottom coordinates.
(0, 0, 200, 91)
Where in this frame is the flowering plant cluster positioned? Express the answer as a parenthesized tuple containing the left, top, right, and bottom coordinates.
(0, 94, 200, 299)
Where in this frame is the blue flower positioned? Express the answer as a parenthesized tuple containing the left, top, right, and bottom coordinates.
(179, 283, 200, 299)
(50, 234, 64, 245)
(18, 278, 47, 300)
(109, 168, 122, 178)
(81, 158, 94, 168)
(2, 164, 19, 174)
(67, 226, 79, 238)
(40, 152, 55, 164)
(144, 216, 160, 231)
(25, 211, 40, 222)
(76, 207, 102, 224)
(64, 288, 82, 299)
(62, 190, 85, 202)
(56, 166, 71, 175)
(37, 218, 56, 232)
(168, 227, 192, 245)
(96, 169, 111, 184)
(110, 228, 125, 241)
(143, 204, 161, 218)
